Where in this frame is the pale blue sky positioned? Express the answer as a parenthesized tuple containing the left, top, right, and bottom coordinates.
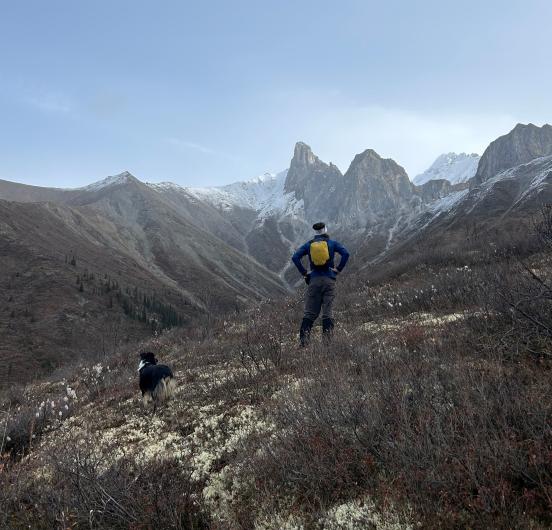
(1, 0, 551, 187)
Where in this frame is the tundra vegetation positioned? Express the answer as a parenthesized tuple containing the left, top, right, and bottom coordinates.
(1, 208, 551, 529)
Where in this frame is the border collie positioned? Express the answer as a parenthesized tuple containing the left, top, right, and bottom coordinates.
(138, 352, 175, 413)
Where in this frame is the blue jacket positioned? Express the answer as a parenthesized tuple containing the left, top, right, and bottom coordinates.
(291, 235, 350, 280)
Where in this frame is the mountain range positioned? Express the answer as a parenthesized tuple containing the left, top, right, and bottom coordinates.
(1, 122, 552, 386)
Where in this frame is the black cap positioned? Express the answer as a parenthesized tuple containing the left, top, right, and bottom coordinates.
(312, 222, 326, 231)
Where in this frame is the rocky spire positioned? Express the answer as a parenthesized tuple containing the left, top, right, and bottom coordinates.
(284, 143, 340, 194)
(283, 142, 343, 222)
(290, 141, 317, 168)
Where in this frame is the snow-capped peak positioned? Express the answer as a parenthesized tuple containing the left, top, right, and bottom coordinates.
(246, 172, 277, 185)
(81, 171, 136, 191)
(413, 153, 480, 186)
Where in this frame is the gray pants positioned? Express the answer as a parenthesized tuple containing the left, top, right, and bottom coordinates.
(303, 276, 336, 322)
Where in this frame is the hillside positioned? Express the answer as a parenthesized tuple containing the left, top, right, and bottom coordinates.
(1, 209, 551, 528)
(0, 174, 287, 387)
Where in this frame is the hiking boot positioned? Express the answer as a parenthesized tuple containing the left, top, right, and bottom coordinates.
(322, 318, 334, 344)
(299, 318, 314, 347)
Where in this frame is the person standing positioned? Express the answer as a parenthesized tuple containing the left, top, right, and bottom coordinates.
(291, 222, 350, 346)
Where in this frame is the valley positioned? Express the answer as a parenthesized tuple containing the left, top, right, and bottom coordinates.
(1, 123, 551, 387)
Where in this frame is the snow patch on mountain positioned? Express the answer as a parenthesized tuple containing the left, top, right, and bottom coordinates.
(147, 181, 187, 192)
(186, 170, 302, 218)
(475, 155, 552, 206)
(413, 153, 480, 185)
(524, 158, 552, 197)
(428, 189, 469, 213)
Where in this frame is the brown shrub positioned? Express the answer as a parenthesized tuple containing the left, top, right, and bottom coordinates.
(0, 439, 209, 529)
(235, 331, 552, 528)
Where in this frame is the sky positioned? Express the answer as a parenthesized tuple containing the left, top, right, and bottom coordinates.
(1, 0, 551, 188)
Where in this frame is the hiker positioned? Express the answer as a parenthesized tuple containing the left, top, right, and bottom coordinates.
(291, 222, 350, 346)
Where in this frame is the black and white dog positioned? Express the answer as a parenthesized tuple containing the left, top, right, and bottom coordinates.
(138, 352, 175, 413)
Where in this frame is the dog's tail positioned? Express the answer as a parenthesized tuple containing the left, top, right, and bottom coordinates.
(152, 375, 176, 404)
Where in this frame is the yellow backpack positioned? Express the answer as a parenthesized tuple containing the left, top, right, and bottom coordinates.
(309, 240, 330, 268)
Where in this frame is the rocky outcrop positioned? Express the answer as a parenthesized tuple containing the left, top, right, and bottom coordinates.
(472, 123, 552, 187)
(416, 178, 466, 204)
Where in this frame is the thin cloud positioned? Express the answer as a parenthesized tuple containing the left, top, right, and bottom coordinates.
(164, 137, 242, 163)
(165, 137, 218, 155)
(26, 92, 74, 114)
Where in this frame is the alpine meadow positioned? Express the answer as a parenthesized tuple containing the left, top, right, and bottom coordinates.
(1, 2, 551, 529)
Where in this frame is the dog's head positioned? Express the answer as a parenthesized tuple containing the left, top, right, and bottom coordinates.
(138, 351, 157, 371)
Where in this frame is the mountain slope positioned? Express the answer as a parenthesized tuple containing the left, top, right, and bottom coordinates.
(380, 154, 552, 264)
(0, 178, 79, 203)
(472, 123, 552, 187)
(0, 173, 289, 386)
(0, 198, 183, 386)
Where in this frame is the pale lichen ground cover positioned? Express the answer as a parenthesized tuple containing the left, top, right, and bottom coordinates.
(359, 310, 475, 333)
(4, 310, 463, 528)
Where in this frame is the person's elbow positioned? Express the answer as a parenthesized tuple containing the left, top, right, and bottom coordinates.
(337, 248, 350, 271)
(291, 254, 304, 272)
